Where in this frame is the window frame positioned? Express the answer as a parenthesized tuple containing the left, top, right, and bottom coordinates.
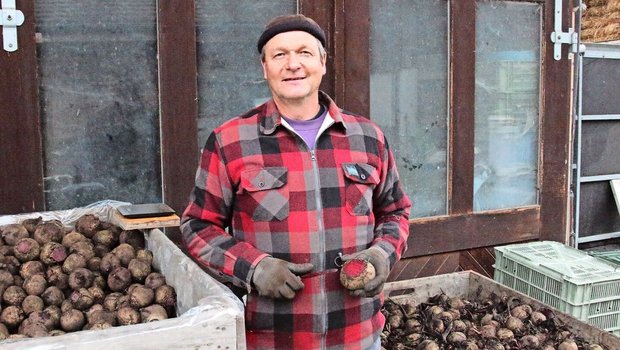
(1, 0, 571, 259)
(303, 0, 571, 257)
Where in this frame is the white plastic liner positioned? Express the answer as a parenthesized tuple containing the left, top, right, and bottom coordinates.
(0, 201, 246, 350)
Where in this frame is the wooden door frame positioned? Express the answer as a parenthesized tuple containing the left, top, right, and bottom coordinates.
(157, 2, 198, 217)
(303, 0, 572, 257)
(1, 0, 572, 257)
(0, 0, 43, 215)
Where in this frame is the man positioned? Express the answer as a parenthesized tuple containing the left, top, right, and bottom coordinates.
(181, 14, 411, 350)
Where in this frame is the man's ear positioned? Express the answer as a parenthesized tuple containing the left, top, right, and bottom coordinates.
(261, 60, 268, 80)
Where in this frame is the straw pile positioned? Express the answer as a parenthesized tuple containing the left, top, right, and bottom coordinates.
(581, 0, 620, 42)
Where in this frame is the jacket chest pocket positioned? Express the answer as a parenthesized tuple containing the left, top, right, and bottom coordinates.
(342, 163, 379, 216)
(239, 167, 289, 221)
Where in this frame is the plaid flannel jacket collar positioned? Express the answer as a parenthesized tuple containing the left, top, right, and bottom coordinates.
(259, 91, 347, 135)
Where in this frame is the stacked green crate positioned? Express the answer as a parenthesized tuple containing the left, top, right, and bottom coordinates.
(494, 241, 620, 335)
(589, 250, 620, 266)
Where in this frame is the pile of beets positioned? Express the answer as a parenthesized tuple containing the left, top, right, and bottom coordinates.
(380, 291, 606, 350)
(0, 214, 176, 340)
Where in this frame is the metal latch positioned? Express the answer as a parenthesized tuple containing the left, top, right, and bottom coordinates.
(550, 0, 585, 60)
(550, 30, 580, 60)
(0, 0, 25, 52)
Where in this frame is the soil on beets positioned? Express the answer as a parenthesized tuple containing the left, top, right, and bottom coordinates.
(380, 292, 606, 350)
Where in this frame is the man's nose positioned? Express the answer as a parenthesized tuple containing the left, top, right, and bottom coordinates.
(286, 54, 301, 70)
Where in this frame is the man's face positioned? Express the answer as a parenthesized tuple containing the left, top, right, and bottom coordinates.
(261, 31, 326, 107)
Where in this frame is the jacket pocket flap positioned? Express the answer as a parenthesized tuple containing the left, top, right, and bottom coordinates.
(241, 167, 287, 192)
(342, 163, 379, 185)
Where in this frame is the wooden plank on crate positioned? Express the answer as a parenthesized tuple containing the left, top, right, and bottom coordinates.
(383, 271, 620, 349)
(110, 210, 180, 230)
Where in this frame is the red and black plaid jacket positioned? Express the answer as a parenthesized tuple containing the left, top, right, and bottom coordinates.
(181, 92, 411, 350)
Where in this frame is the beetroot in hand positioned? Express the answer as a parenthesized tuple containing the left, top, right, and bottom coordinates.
(339, 259, 376, 290)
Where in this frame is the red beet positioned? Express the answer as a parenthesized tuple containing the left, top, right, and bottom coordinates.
(339, 259, 376, 290)
(40, 242, 68, 265)
(14, 238, 41, 262)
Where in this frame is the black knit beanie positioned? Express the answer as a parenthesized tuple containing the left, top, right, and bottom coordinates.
(257, 14, 326, 53)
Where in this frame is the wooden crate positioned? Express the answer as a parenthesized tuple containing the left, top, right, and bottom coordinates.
(384, 271, 620, 349)
(0, 205, 246, 350)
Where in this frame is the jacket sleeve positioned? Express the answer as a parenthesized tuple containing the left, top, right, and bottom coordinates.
(180, 132, 268, 291)
(371, 135, 412, 270)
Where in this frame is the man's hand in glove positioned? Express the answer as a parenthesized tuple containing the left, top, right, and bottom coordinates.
(340, 246, 389, 297)
(252, 257, 314, 299)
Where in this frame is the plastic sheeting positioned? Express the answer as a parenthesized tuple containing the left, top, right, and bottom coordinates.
(0, 201, 246, 349)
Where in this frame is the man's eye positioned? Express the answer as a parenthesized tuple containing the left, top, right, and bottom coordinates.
(301, 51, 312, 56)
(273, 53, 284, 58)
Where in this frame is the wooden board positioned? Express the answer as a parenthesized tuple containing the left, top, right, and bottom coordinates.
(110, 209, 180, 230)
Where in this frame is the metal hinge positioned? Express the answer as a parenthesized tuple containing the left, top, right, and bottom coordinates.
(0, 0, 24, 52)
(550, 0, 585, 60)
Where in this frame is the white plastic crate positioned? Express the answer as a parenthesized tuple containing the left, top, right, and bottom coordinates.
(494, 240, 620, 335)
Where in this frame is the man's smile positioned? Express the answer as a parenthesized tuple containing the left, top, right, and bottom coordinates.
(283, 76, 306, 81)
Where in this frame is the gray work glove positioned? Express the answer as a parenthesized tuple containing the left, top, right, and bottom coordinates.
(340, 246, 390, 297)
(252, 257, 314, 299)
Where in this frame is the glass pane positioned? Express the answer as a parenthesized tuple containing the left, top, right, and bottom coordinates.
(36, 0, 160, 210)
(581, 121, 620, 176)
(578, 182, 620, 237)
(196, 1, 296, 148)
(370, 0, 449, 218)
(473, 1, 541, 211)
(582, 57, 620, 115)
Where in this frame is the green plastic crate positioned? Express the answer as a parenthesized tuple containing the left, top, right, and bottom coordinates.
(589, 250, 620, 266)
(493, 241, 620, 335)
